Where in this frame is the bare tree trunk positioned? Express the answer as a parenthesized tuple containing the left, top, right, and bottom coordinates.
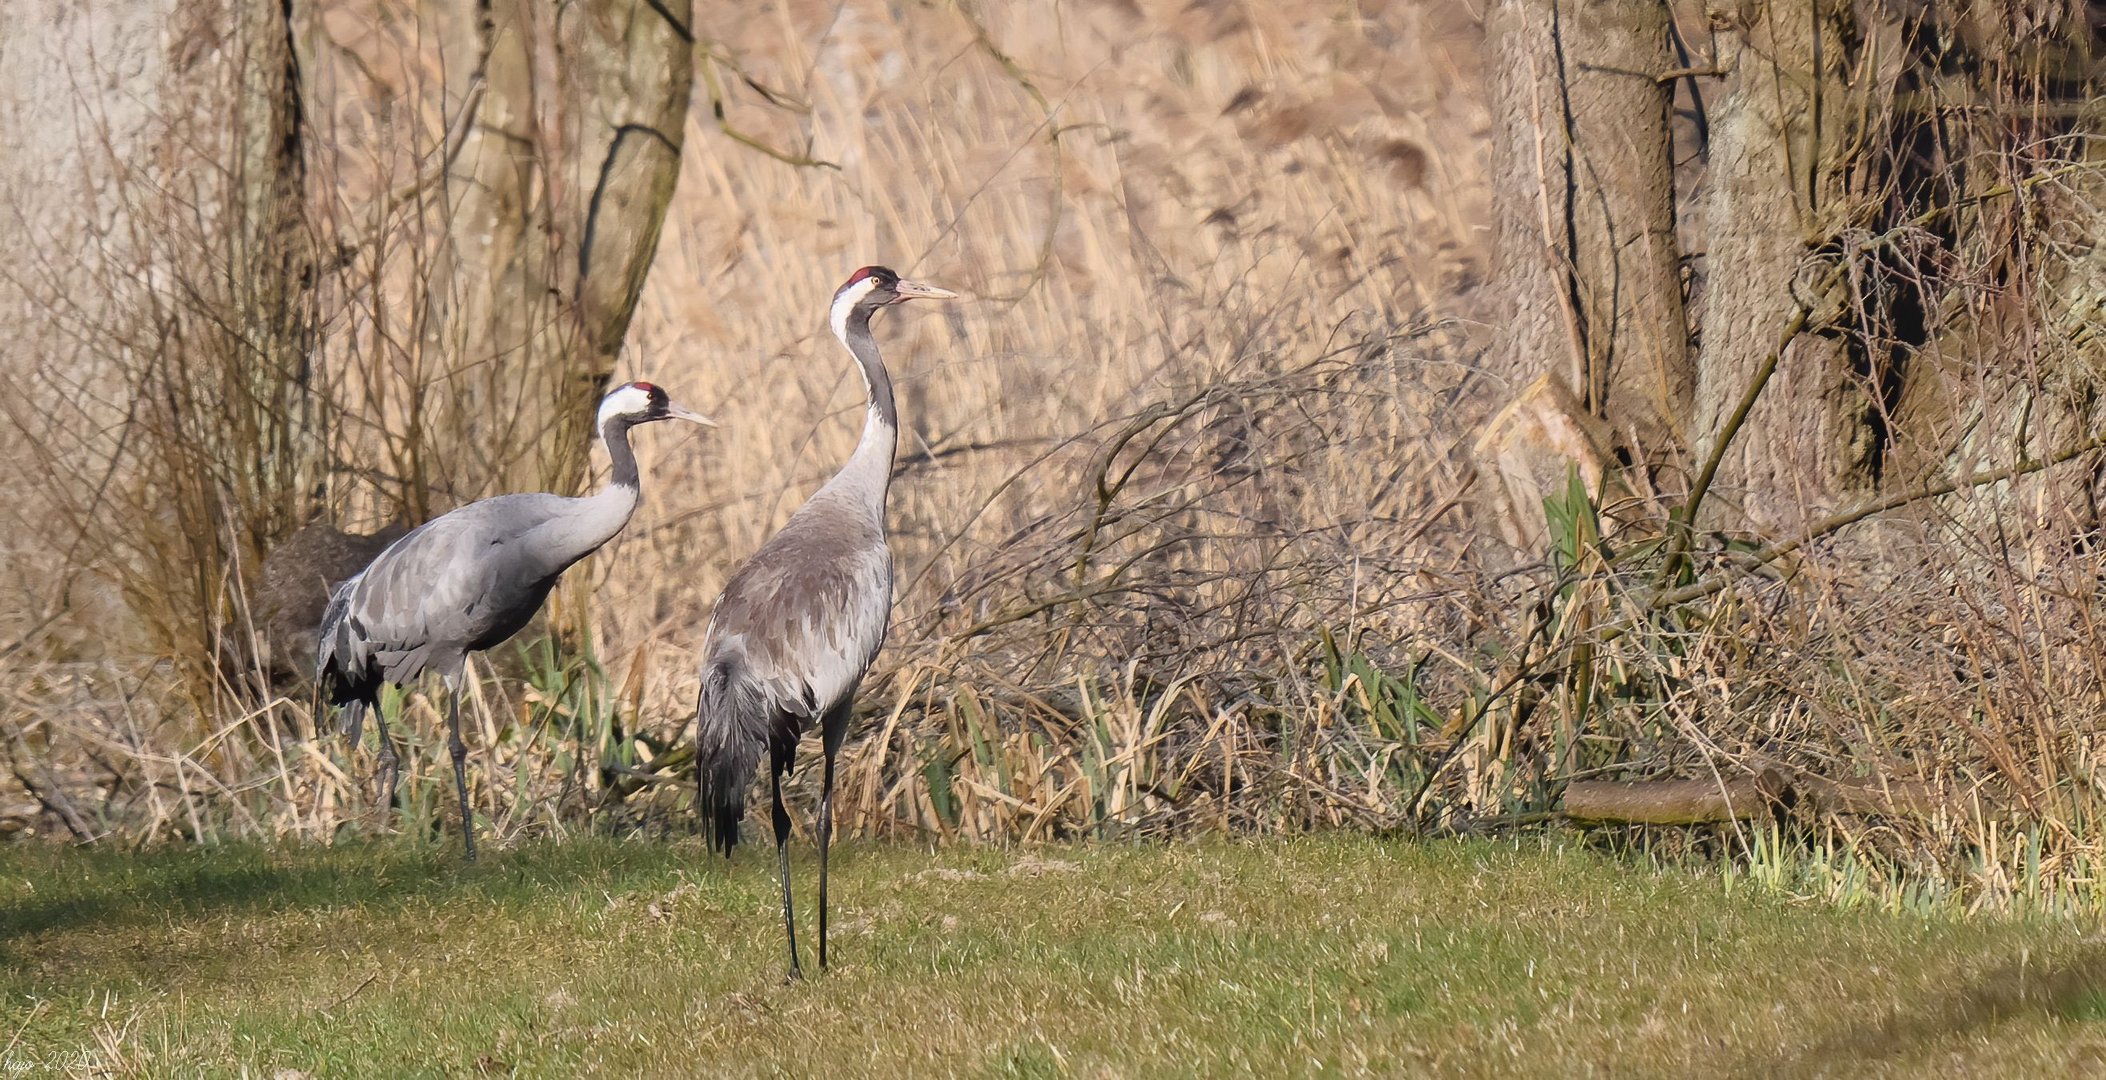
(553, 0, 695, 488)
(427, 0, 694, 499)
(236, 0, 324, 551)
(1689, 0, 1881, 534)
(1485, 0, 1689, 460)
(1871, 5, 2106, 557)
(0, 0, 331, 698)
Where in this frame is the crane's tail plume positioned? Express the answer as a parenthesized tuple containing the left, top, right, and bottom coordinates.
(695, 654, 771, 856)
(316, 576, 365, 733)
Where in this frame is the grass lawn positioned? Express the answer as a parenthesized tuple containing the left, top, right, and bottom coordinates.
(3, 835, 2104, 1077)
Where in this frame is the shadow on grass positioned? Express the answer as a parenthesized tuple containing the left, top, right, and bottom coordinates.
(1741, 942, 2106, 1078)
(0, 839, 695, 964)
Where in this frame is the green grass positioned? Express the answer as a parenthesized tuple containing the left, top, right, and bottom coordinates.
(3, 836, 2106, 1077)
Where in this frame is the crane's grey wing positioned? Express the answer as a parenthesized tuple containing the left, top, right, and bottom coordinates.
(316, 571, 357, 677)
(331, 495, 571, 684)
(712, 538, 893, 720)
(694, 532, 892, 855)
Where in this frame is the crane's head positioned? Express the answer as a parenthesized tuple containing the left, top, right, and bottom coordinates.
(597, 381, 715, 433)
(830, 266, 958, 340)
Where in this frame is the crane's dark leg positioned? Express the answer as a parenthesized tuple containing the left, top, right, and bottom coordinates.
(817, 699, 851, 972)
(368, 700, 401, 817)
(341, 697, 366, 750)
(770, 760, 802, 981)
(443, 672, 476, 862)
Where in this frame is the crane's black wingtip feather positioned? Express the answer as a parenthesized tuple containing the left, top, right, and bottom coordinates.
(706, 807, 741, 857)
(700, 761, 745, 856)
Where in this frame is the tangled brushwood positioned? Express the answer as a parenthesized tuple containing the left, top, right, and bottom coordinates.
(5, 0, 2106, 915)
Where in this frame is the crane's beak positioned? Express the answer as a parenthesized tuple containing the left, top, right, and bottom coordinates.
(664, 402, 717, 427)
(892, 279, 959, 302)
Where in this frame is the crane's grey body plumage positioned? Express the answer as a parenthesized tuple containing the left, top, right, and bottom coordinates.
(317, 383, 710, 859)
(319, 488, 631, 691)
(695, 479, 893, 849)
(693, 266, 954, 979)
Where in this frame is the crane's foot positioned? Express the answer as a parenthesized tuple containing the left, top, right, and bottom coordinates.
(782, 966, 804, 986)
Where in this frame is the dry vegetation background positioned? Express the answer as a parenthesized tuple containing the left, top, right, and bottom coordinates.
(4, 0, 2106, 916)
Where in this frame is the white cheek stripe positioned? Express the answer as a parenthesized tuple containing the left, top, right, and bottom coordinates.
(596, 384, 652, 432)
(830, 277, 879, 344)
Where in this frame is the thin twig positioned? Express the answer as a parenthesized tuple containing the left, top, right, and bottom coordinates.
(318, 973, 378, 1017)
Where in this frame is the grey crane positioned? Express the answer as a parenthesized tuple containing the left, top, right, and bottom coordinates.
(318, 381, 712, 859)
(694, 265, 955, 979)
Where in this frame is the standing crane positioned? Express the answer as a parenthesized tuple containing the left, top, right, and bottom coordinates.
(694, 266, 956, 979)
(319, 381, 712, 860)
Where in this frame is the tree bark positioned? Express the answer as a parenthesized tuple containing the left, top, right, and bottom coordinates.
(552, 0, 695, 490)
(424, 0, 694, 499)
(1884, 27, 2106, 557)
(237, 0, 325, 552)
(1485, 0, 1689, 463)
(1689, 0, 1877, 534)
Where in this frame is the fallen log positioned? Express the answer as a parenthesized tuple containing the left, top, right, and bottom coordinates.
(1562, 769, 1792, 825)
(1783, 775, 1936, 818)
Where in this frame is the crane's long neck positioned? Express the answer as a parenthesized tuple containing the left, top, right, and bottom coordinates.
(828, 304, 898, 517)
(551, 415, 645, 564)
(604, 414, 644, 491)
